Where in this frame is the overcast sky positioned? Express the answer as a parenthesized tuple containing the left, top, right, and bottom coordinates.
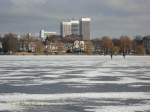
(0, 0, 150, 38)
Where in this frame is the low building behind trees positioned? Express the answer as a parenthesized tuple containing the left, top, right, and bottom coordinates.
(143, 36, 150, 54)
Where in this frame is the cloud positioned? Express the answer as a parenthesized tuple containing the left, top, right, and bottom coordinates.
(9, 0, 47, 14)
(0, 0, 150, 37)
(10, 0, 48, 7)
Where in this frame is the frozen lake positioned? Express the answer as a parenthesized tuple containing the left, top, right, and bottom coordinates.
(0, 56, 150, 112)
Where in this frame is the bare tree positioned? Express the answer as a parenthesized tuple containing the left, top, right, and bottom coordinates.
(102, 36, 113, 55)
(84, 40, 94, 55)
(120, 36, 132, 54)
(2, 33, 18, 53)
(135, 45, 145, 55)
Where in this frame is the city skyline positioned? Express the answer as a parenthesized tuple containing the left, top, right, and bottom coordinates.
(0, 0, 150, 38)
(60, 17, 91, 40)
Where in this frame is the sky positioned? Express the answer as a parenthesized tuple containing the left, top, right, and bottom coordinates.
(0, 0, 150, 38)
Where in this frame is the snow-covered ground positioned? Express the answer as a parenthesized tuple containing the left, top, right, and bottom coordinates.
(0, 56, 150, 112)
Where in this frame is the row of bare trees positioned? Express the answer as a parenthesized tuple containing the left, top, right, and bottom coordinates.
(0, 33, 146, 55)
(0, 33, 44, 54)
(93, 35, 145, 55)
(1, 33, 18, 53)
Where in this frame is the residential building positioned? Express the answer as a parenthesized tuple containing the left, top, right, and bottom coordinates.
(71, 20, 80, 36)
(0, 41, 3, 54)
(40, 30, 57, 41)
(80, 18, 91, 40)
(92, 39, 103, 54)
(17, 42, 37, 53)
(143, 36, 150, 54)
(61, 17, 91, 40)
(0, 42, 2, 49)
(45, 40, 65, 54)
(64, 43, 74, 53)
(134, 35, 143, 45)
(73, 40, 85, 53)
(60, 21, 72, 37)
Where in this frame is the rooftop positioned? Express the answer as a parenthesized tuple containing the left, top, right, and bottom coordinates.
(81, 18, 91, 21)
(143, 35, 150, 40)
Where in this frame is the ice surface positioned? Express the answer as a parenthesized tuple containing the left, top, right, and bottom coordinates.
(0, 92, 150, 101)
(0, 56, 150, 112)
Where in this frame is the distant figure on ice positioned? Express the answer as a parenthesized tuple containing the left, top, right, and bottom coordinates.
(110, 50, 113, 60)
(123, 51, 126, 59)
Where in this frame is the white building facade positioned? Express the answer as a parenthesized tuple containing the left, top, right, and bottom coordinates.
(61, 18, 91, 40)
(80, 18, 91, 40)
(60, 22, 72, 37)
(71, 20, 80, 36)
(40, 30, 57, 41)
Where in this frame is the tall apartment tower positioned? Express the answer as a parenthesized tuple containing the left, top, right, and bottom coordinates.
(80, 18, 91, 40)
(70, 20, 80, 36)
(61, 17, 91, 39)
(61, 21, 72, 37)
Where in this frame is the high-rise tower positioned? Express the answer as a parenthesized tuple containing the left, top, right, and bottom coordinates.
(80, 18, 91, 40)
(70, 20, 80, 36)
(61, 17, 91, 40)
(60, 21, 72, 37)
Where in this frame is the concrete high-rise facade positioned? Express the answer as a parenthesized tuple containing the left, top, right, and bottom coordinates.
(61, 17, 91, 40)
(61, 21, 72, 37)
(80, 18, 91, 40)
(70, 20, 80, 36)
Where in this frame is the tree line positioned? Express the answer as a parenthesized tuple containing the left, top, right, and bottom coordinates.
(92, 35, 145, 55)
(0, 33, 148, 55)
